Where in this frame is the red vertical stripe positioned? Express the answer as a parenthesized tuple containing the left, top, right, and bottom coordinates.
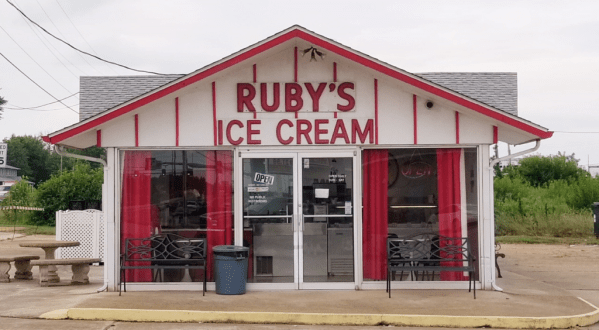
(134, 114, 139, 147)
(175, 97, 179, 146)
(333, 62, 337, 82)
(253, 64, 257, 83)
(374, 79, 379, 145)
(493, 125, 498, 144)
(218, 120, 223, 145)
(212, 82, 217, 146)
(413, 94, 418, 145)
(455, 111, 460, 144)
(96, 130, 101, 147)
(294, 47, 298, 82)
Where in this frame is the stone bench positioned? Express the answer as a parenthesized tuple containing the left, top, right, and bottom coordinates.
(0, 255, 41, 282)
(31, 258, 101, 287)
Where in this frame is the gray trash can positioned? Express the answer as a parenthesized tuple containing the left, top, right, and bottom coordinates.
(213, 245, 249, 295)
(594, 203, 599, 238)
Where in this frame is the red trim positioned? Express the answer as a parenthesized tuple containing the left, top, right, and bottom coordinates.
(455, 111, 460, 144)
(212, 82, 217, 146)
(175, 97, 179, 146)
(333, 62, 337, 82)
(134, 114, 139, 147)
(413, 94, 417, 145)
(374, 79, 379, 145)
(253, 64, 257, 83)
(46, 28, 551, 144)
(294, 47, 298, 83)
(218, 120, 223, 145)
(96, 130, 101, 147)
(493, 126, 498, 144)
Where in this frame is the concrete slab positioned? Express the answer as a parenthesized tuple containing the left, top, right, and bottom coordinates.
(1, 236, 598, 328)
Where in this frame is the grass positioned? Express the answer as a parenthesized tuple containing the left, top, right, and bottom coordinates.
(496, 235, 599, 245)
(0, 210, 55, 236)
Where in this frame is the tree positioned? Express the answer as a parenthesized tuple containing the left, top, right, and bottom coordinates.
(2, 135, 107, 186)
(3, 135, 51, 186)
(501, 153, 589, 187)
(32, 163, 103, 226)
(0, 95, 6, 120)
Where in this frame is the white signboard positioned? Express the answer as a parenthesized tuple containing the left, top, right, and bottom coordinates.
(0, 143, 6, 167)
(253, 172, 274, 185)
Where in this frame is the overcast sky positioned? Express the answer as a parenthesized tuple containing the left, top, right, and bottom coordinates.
(1, 0, 598, 168)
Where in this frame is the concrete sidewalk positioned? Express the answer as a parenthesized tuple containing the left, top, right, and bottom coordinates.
(1, 235, 598, 328)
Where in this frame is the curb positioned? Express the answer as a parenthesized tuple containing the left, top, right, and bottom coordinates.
(52, 297, 599, 329)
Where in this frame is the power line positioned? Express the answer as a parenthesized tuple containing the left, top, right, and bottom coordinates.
(0, 24, 73, 93)
(6, 0, 169, 76)
(35, 0, 102, 75)
(3, 104, 79, 111)
(6, 92, 78, 109)
(0, 51, 78, 114)
(54, 0, 119, 74)
(13, 4, 82, 78)
(554, 131, 599, 134)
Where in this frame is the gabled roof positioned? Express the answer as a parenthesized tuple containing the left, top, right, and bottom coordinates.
(79, 72, 518, 121)
(416, 73, 518, 116)
(80, 75, 183, 121)
(44, 25, 552, 145)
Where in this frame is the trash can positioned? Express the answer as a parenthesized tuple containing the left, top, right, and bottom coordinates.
(213, 245, 249, 295)
(594, 203, 599, 238)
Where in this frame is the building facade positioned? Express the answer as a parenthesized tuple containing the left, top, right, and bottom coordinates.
(44, 26, 552, 292)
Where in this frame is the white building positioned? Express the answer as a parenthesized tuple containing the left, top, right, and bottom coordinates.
(43, 26, 552, 293)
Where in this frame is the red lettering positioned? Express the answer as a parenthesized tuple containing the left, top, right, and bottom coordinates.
(260, 83, 280, 112)
(276, 119, 294, 145)
(305, 83, 326, 112)
(285, 83, 303, 112)
(352, 119, 374, 144)
(314, 119, 329, 144)
(296, 119, 313, 144)
(247, 120, 261, 145)
(237, 83, 256, 112)
(330, 119, 350, 144)
(226, 120, 244, 145)
(337, 82, 355, 111)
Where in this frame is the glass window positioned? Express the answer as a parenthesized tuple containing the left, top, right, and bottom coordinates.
(362, 148, 478, 282)
(120, 150, 233, 283)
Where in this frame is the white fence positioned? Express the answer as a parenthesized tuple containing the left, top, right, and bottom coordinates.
(56, 209, 105, 262)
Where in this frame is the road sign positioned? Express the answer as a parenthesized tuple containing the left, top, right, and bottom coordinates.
(0, 143, 6, 167)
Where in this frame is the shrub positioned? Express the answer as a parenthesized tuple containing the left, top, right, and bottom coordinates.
(31, 163, 103, 226)
(0, 179, 36, 224)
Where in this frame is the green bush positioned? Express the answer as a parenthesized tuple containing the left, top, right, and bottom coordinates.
(565, 176, 599, 211)
(31, 163, 103, 226)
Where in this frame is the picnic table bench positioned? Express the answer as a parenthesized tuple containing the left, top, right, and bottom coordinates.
(387, 233, 477, 299)
(0, 255, 40, 282)
(31, 258, 101, 286)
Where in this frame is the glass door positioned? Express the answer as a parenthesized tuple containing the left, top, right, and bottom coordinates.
(240, 151, 355, 289)
(298, 153, 354, 289)
(242, 154, 297, 286)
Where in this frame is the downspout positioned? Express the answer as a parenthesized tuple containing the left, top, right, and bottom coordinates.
(54, 145, 109, 293)
(488, 139, 540, 292)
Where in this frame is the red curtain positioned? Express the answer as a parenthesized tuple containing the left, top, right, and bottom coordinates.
(362, 149, 388, 280)
(121, 150, 154, 282)
(436, 148, 467, 281)
(205, 150, 233, 281)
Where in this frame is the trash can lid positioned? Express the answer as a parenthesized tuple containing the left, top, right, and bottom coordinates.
(213, 245, 249, 253)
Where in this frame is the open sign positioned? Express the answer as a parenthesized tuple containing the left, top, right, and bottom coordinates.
(254, 173, 274, 185)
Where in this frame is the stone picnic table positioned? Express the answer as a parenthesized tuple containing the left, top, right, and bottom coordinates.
(18, 240, 80, 283)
